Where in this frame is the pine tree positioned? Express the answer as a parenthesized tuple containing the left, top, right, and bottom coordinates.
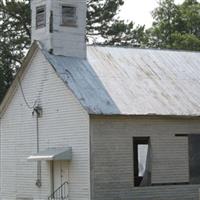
(87, 0, 145, 46)
(0, 0, 30, 101)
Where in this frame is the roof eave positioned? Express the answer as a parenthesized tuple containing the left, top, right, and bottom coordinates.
(89, 113, 200, 119)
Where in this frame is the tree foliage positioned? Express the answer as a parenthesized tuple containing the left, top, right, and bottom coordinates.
(0, 0, 31, 101)
(87, 0, 145, 46)
(147, 0, 200, 50)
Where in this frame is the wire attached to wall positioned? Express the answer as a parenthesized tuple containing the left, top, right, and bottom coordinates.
(17, 57, 48, 187)
(18, 78, 37, 110)
(18, 77, 43, 187)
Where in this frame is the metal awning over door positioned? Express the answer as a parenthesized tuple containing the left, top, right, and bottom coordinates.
(27, 147, 72, 161)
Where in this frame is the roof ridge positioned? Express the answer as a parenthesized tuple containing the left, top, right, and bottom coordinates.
(87, 45, 200, 54)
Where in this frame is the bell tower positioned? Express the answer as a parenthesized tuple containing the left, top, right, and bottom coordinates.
(31, 0, 87, 59)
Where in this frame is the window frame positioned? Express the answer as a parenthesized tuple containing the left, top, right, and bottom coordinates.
(61, 4, 77, 27)
(175, 133, 200, 185)
(133, 137, 150, 187)
(188, 134, 200, 184)
(36, 5, 46, 29)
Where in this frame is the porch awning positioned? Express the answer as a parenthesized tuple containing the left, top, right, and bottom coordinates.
(27, 147, 72, 161)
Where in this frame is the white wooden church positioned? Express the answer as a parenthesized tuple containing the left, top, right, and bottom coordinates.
(1, 0, 200, 200)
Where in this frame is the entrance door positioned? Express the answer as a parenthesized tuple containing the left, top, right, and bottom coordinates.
(52, 161, 69, 199)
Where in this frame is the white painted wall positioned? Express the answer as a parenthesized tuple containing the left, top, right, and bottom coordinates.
(31, 0, 86, 58)
(0, 49, 90, 200)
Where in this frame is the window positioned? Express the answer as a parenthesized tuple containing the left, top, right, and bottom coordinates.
(189, 135, 200, 184)
(61, 5, 77, 26)
(36, 5, 46, 29)
(133, 137, 151, 187)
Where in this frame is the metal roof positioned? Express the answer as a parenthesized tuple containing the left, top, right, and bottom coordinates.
(28, 147, 72, 161)
(43, 46, 200, 116)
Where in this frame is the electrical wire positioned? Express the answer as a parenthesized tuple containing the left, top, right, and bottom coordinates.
(18, 78, 37, 110)
(17, 65, 47, 188)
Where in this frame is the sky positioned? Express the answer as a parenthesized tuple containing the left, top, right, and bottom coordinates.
(120, 0, 193, 27)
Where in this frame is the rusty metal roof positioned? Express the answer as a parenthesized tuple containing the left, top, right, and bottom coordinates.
(43, 46, 200, 116)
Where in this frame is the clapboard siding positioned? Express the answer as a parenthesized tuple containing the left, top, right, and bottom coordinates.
(31, 0, 86, 58)
(90, 116, 200, 200)
(0, 49, 90, 200)
(91, 184, 200, 200)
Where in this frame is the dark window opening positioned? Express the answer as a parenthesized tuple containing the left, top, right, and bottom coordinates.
(36, 6, 46, 29)
(189, 135, 200, 184)
(133, 137, 151, 187)
(61, 5, 77, 26)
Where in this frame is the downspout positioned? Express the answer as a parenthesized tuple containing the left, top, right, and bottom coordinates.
(33, 106, 43, 187)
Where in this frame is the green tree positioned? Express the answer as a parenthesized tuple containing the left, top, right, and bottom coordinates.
(87, 0, 145, 46)
(147, 0, 200, 50)
(171, 32, 200, 51)
(0, 0, 31, 101)
(147, 0, 181, 48)
(179, 0, 200, 37)
(0, 0, 145, 103)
